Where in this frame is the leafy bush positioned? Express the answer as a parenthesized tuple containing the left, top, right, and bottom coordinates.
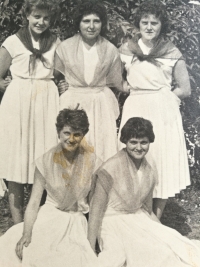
(0, 0, 200, 185)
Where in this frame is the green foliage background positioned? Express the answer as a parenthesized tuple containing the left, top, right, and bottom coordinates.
(0, 0, 200, 185)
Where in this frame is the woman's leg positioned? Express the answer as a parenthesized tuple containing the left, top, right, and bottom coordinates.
(8, 182, 24, 224)
(153, 198, 167, 220)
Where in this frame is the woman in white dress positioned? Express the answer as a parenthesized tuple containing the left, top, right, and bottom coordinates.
(0, 0, 61, 224)
(0, 108, 100, 267)
(118, 1, 191, 219)
(88, 117, 200, 267)
(54, 1, 123, 163)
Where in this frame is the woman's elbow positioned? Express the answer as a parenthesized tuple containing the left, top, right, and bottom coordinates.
(183, 86, 191, 98)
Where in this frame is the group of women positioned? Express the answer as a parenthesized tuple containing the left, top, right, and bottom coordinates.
(0, 0, 199, 266)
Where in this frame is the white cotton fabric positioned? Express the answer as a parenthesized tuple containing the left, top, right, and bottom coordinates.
(98, 210, 200, 267)
(0, 179, 7, 198)
(0, 204, 99, 267)
(55, 34, 122, 162)
(119, 41, 190, 198)
(0, 35, 60, 183)
(82, 42, 99, 85)
(1, 35, 60, 79)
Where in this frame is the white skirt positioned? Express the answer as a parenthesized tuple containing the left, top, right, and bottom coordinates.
(118, 88, 190, 198)
(98, 209, 200, 267)
(0, 79, 59, 184)
(0, 179, 7, 198)
(60, 86, 119, 162)
(0, 204, 99, 267)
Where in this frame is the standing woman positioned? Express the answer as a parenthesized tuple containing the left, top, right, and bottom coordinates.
(55, 1, 123, 163)
(118, 1, 191, 219)
(0, 0, 60, 224)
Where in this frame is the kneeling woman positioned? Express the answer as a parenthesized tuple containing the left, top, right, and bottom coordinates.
(0, 109, 99, 267)
(88, 117, 200, 267)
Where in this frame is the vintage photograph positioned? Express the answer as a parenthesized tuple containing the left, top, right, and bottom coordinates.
(0, 0, 200, 266)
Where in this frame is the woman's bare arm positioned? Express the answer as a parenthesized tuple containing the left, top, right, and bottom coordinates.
(173, 60, 191, 100)
(15, 168, 45, 260)
(88, 181, 108, 253)
(0, 47, 12, 92)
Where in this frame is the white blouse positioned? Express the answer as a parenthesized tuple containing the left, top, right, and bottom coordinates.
(2, 34, 60, 79)
(82, 41, 99, 85)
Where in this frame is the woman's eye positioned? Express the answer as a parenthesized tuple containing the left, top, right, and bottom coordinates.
(130, 142, 137, 145)
(74, 134, 82, 138)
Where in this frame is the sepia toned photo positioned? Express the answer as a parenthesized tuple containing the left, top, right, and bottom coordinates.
(0, 0, 200, 266)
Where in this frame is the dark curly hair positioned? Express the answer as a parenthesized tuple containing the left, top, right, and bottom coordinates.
(23, 0, 60, 24)
(73, 1, 107, 36)
(134, 1, 169, 35)
(120, 117, 155, 144)
(56, 108, 89, 136)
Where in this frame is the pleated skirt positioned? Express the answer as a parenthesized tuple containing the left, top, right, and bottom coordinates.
(0, 79, 59, 184)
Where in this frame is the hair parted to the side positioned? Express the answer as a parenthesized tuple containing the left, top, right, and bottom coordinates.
(134, 0, 169, 35)
(23, 0, 60, 24)
(56, 108, 90, 136)
(73, 0, 107, 36)
(120, 117, 155, 144)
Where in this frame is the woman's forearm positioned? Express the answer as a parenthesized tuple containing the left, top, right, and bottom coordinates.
(88, 182, 108, 251)
(22, 168, 45, 236)
(0, 48, 12, 92)
(173, 60, 191, 100)
(22, 205, 40, 237)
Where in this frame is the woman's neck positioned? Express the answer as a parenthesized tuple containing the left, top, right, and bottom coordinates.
(63, 149, 78, 164)
(81, 35, 97, 50)
(28, 27, 40, 42)
(141, 37, 156, 49)
(131, 157, 142, 170)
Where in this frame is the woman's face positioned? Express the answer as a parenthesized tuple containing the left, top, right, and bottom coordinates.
(26, 8, 51, 38)
(59, 125, 84, 153)
(139, 14, 162, 43)
(79, 13, 102, 42)
(126, 137, 150, 161)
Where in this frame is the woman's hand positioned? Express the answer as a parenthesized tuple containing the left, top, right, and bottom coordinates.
(57, 79, 68, 95)
(0, 77, 11, 93)
(15, 233, 32, 260)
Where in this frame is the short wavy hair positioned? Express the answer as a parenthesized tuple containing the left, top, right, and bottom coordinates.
(120, 117, 155, 144)
(56, 108, 89, 136)
(73, 1, 107, 36)
(23, 0, 60, 24)
(134, 1, 169, 35)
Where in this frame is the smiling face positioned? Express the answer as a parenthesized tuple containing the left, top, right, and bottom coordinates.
(139, 14, 162, 43)
(79, 13, 102, 42)
(126, 137, 150, 162)
(26, 8, 51, 39)
(59, 125, 84, 153)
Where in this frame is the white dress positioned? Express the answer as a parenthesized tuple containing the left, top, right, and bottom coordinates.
(0, 200, 99, 267)
(0, 34, 60, 184)
(0, 143, 100, 267)
(91, 149, 200, 267)
(56, 34, 122, 162)
(118, 40, 190, 198)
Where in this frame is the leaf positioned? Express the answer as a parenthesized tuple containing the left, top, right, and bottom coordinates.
(3, 0, 9, 6)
